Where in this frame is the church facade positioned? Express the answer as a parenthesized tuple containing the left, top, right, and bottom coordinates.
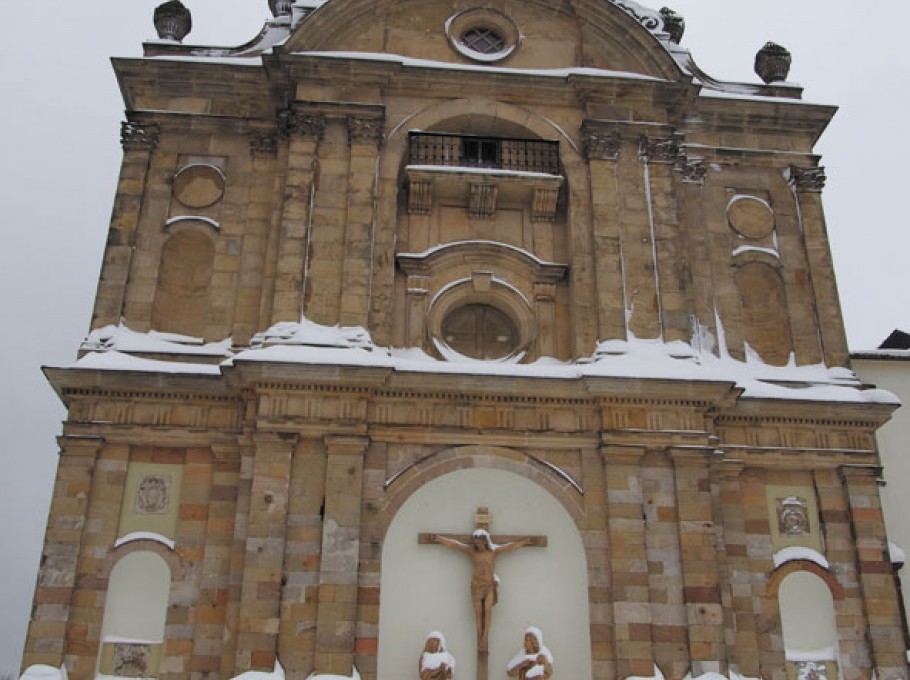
(21, 3, 909, 680)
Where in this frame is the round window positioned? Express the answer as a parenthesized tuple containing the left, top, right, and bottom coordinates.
(446, 9, 520, 63)
(441, 304, 519, 360)
(461, 27, 506, 55)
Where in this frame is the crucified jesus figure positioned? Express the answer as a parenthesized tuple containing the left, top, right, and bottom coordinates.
(425, 528, 534, 652)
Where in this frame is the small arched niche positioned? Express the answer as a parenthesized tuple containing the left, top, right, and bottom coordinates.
(735, 260, 793, 366)
(151, 228, 215, 338)
(97, 551, 171, 678)
(377, 467, 591, 680)
(779, 570, 839, 680)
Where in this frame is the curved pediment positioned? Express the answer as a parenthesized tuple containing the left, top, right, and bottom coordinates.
(282, 0, 686, 82)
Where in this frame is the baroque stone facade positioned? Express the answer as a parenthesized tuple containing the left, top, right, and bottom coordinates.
(20, 3, 908, 680)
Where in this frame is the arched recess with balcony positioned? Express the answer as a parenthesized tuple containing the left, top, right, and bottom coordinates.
(375, 98, 590, 361)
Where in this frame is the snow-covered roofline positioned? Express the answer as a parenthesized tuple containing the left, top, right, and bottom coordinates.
(139, 0, 804, 102)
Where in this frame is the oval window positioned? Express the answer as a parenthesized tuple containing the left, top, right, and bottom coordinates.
(441, 304, 519, 360)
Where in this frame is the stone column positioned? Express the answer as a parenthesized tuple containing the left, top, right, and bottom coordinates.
(271, 109, 325, 324)
(534, 283, 557, 357)
(90, 123, 158, 328)
(315, 436, 369, 676)
(21, 437, 103, 671)
(603, 445, 654, 679)
(716, 461, 761, 677)
(340, 116, 384, 327)
(787, 166, 849, 367)
(235, 433, 298, 672)
(671, 449, 725, 675)
(582, 123, 627, 342)
(839, 465, 909, 680)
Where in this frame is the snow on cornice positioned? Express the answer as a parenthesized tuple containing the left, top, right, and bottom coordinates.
(297, 51, 666, 82)
(83, 324, 232, 357)
(65, 322, 898, 405)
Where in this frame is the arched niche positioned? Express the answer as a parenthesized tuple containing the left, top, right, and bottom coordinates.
(778, 570, 839, 679)
(151, 228, 215, 338)
(735, 261, 793, 366)
(97, 551, 171, 678)
(377, 467, 592, 680)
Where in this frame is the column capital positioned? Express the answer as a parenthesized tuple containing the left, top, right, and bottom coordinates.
(639, 135, 682, 164)
(786, 165, 826, 193)
(581, 122, 621, 161)
(600, 444, 646, 466)
(348, 115, 384, 146)
(277, 108, 326, 140)
(57, 435, 104, 459)
(324, 435, 370, 456)
(838, 463, 884, 483)
(120, 121, 160, 150)
(669, 446, 716, 466)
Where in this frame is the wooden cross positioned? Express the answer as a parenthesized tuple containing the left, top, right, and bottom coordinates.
(419, 507, 547, 680)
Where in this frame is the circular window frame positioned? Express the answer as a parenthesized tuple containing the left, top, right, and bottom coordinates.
(172, 163, 226, 209)
(445, 8, 521, 64)
(428, 278, 534, 363)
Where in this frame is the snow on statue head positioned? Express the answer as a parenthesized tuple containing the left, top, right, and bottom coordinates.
(471, 528, 494, 551)
(420, 631, 455, 680)
(507, 626, 553, 680)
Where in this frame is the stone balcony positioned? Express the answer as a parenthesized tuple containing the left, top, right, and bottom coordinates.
(406, 132, 564, 222)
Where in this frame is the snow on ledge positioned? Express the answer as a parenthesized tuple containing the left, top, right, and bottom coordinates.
(773, 546, 830, 570)
(21, 665, 68, 680)
(68, 320, 900, 407)
(72, 351, 223, 376)
(83, 325, 232, 357)
(890, 540, 906, 565)
(229, 660, 286, 680)
(306, 667, 361, 680)
(683, 672, 763, 680)
(114, 531, 176, 551)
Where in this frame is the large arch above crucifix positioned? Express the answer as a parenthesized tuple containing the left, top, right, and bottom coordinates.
(377, 467, 592, 680)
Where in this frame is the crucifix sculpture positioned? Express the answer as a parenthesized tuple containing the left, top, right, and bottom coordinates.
(419, 507, 547, 680)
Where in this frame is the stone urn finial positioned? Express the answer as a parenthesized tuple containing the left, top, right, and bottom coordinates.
(660, 7, 685, 44)
(754, 42, 792, 84)
(154, 0, 192, 42)
(269, 0, 293, 17)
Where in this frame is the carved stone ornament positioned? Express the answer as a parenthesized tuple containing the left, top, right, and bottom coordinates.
(277, 109, 327, 140)
(121, 121, 160, 151)
(469, 183, 498, 219)
(582, 129, 621, 161)
(112, 643, 152, 678)
(787, 165, 827, 193)
(776, 496, 810, 536)
(678, 157, 707, 185)
(659, 7, 685, 44)
(639, 136, 681, 164)
(609, 0, 662, 31)
(754, 42, 792, 84)
(250, 132, 279, 155)
(348, 117, 384, 146)
(153, 0, 192, 42)
(136, 474, 171, 514)
(268, 0, 293, 17)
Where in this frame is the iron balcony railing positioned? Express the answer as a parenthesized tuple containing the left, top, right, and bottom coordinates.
(408, 132, 561, 175)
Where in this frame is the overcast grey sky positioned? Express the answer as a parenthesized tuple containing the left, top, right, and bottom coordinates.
(1, 1, 907, 674)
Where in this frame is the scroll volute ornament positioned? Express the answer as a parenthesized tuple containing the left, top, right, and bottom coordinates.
(754, 42, 792, 83)
(153, 0, 192, 42)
